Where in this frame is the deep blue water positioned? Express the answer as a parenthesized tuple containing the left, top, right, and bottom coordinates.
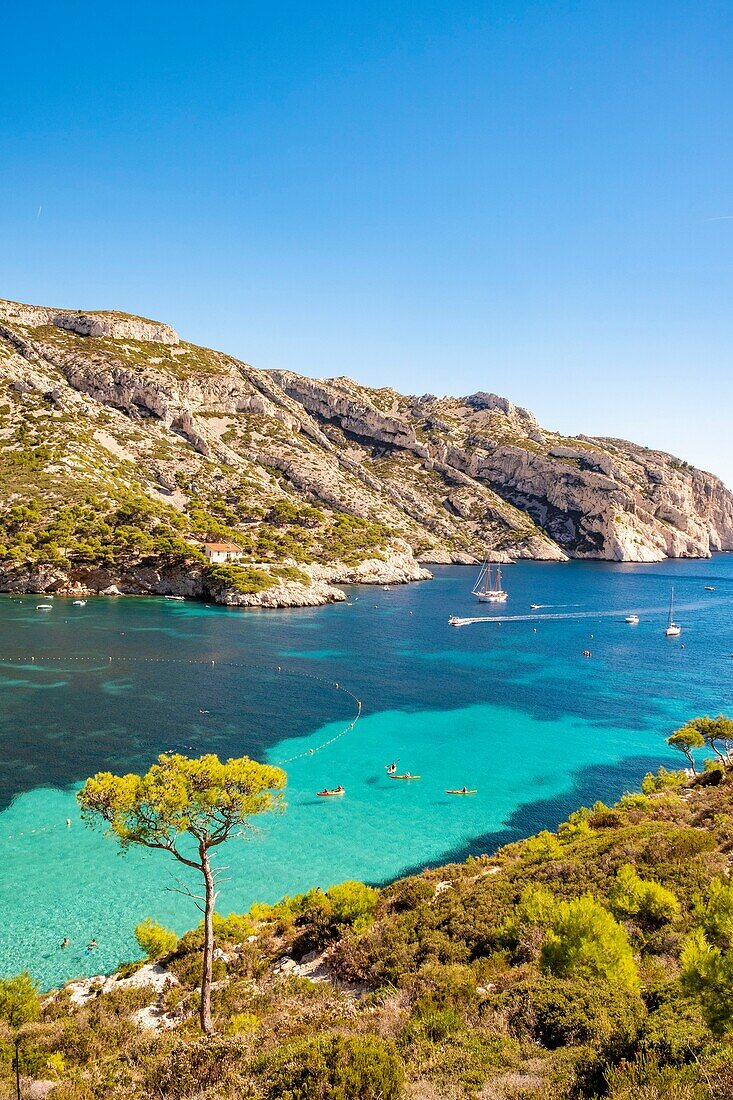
(1, 558, 732, 987)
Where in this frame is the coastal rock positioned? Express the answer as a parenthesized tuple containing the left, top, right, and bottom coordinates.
(1, 294, 732, 603)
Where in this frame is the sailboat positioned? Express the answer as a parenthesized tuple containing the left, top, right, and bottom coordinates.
(472, 560, 508, 603)
(665, 587, 681, 637)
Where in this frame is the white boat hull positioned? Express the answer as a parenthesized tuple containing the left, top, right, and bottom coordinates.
(665, 626, 681, 637)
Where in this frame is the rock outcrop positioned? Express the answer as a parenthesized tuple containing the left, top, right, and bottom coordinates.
(0, 295, 731, 609)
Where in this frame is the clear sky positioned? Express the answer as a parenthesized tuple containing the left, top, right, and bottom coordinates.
(2, 2, 732, 485)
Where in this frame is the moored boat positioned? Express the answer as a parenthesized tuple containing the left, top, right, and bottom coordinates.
(472, 560, 508, 603)
(665, 587, 681, 637)
(625, 614, 639, 625)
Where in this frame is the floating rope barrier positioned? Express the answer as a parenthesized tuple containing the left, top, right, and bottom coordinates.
(0, 655, 363, 842)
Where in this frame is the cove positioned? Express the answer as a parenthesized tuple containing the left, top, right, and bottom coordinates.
(1, 559, 732, 988)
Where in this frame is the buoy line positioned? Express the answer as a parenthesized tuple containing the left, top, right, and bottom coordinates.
(0, 656, 363, 842)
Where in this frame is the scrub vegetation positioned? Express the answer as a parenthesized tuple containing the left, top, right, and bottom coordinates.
(3, 718, 733, 1098)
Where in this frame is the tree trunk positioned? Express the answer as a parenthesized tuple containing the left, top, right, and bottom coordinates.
(709, 739, 726, 764)
(684, 748, 697, 775)
(200, 844, 215, 1035)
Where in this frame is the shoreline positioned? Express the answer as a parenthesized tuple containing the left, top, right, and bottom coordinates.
(0, 548, 729, 611)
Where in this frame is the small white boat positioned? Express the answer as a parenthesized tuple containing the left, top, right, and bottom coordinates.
(72, 600, 87, 607)
(625, 614, 639, 625)
(530, 603, 541, 610)
(665, 587, 681, 637)
(705, 586, 715, 592)
(36, 604, 53, 611)
(164, 595, 185, 601)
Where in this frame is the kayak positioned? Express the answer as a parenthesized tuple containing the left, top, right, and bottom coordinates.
(317, 789, 345, 797)
(446, 789, 477, 795)
(389, 774, 421, 781)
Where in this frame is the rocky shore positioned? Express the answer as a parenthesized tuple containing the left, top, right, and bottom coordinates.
(0, 542, 432, 609)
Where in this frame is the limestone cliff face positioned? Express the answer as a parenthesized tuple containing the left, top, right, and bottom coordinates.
(0, 298, 178, 344)
(271, 373, 733, 562)
(0, 295, 731, 605)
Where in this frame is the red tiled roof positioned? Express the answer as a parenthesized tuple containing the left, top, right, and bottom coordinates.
(204, 542, 242, 552)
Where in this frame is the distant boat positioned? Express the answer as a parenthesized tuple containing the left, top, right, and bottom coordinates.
(164, 595, 185, 601)
(36, 604, 53, 611)
(317, 787, 345, 797)
(389, 773, 421, 780)
(705, 586, 715, 591)
(665, 587, 681, 637)
(472, 561, 508, 603)
(530, 603, 542, 610)
(625, 614, 640, 625)
(72, 600, 86, 606)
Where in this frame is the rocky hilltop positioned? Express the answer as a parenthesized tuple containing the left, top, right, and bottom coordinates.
(0, 296, 731, 605)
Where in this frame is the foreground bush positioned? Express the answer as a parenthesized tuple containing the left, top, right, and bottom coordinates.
(134, 918, 179, 960)
(0, 973, 40, 1027)
(264, 1033, 405, 1100)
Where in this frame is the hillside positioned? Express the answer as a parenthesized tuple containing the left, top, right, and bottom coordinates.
(4, 756, 733, 1099)
(1, 297, 732, 606)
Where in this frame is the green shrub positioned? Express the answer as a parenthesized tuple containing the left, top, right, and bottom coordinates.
(520, 829, 564, 861)
(541, 896, 641, 993)
(326, 881, 379, 932)
(604, 1052, 708, 1099)
(0, 973, 40, 1027)
(507, 975, 645, 1049)
(264, 1033, 405, 1100)
(134, 918, 179, 960)
(609, 864, 680, 927)
(641, 767, 686, 795)
(212, 912, 255, 943)
(404, 996, 463, 1043)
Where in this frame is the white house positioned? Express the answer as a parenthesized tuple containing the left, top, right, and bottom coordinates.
(203, 541, 244, 564)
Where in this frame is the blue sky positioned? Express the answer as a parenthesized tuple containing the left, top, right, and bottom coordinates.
(2, 2, 732, 484)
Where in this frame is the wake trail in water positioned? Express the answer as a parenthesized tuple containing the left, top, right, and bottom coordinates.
(449, 597, 730, 626)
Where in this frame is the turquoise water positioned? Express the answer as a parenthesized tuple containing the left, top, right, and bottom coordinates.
(1, 559, 732, 988)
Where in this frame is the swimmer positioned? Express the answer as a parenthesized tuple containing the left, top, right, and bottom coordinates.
(87, 939, 98, 952)
(60, 938, 69, 949)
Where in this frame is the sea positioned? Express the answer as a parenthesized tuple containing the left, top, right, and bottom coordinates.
(1, 558, 732, 989)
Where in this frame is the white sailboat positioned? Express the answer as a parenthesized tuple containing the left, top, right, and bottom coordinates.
(472, 560, 508, 603)
(665, 587, 681, 637)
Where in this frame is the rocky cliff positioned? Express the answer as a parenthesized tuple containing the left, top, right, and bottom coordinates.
(0, 296, 731, 605)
